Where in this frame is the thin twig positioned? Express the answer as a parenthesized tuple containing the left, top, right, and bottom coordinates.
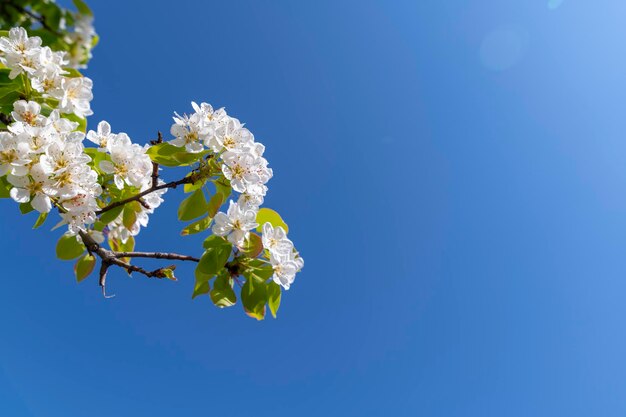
(150, 132, 163, 189)
(114, 252, 199, 262)
(4, 2, 62, 36)
(0, 112, 13, 126)
(96, 176, 194, 215)
(78, 230, 198, 297)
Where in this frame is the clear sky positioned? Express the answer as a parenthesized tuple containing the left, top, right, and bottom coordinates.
(2, 0, 626, 416)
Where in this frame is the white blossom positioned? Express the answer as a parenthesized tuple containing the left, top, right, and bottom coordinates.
(212, 200, 258, 246)
(262, 223, 293, 255)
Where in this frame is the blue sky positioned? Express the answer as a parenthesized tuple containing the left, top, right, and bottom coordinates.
(2, 0, 626, 415)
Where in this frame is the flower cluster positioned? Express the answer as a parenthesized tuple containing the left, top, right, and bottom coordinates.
(263, 223, 304, 290)
(0, 27, 94, 118)
(65, 14, 98, 69)
(170, 102, 303, 289)
(86, 121, 166, 243)
(0, 100, 101, 232)
(0, 23, 305, 304)
(0, 27, 101, 235)
(170, 102, 271, 211)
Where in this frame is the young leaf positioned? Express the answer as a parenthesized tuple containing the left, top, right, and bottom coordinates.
(33, 212, 48, 229)
(74, 254, 96, 282)
(122, 205, 138, 230)
(213, 178, 232, 201)
(183, 174, 205, 193)
(178, 189, 208, 221)
(241, 233, 263, 258)
(255, 208, 289, 233)
(98, 204, 124, 225)
(19, 202, 34, 214)
(207, 191, 224, 218)
(197, 237, 232, 276)
(192, 268, 212, 299)
(0, 176, 10, 198)
(161, 267, 177, 281)
(192, 280, 210, 299)
(210, 272, 236, 307)
(180, 215, 212, 236)
(242, 259, 274, 282)
(241, 277, 267, 320)
(266, 281, 282, 318)
(72, 0, 93, 16)
(56, 233, 86, 260)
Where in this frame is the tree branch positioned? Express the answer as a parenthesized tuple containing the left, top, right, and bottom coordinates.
(3, 2, 62, 36)
(150, 132, 163, 189)
(78, 230, 199, 297)
(113, 252, 199, 262)
(0, 112, 14, 126)
(96, 175, 194, 215)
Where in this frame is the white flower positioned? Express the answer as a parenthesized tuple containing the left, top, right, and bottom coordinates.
(0, 132, 30, 176)
(0, 27, 42, 79)
(212, 200, 258, 246)
(192, 102, 227, 128)
(86, 121, 114, 151)
(56, 76, 94, 118)
(59, 193, 99, 234)
(46, 110, 79, 135)
(40, 141, 90, 175)
(210, 116, 253, 152)
(262, 222, 293, 255)
(10, 122, 55, 154)
(100, 138, 152, 189)
(65, 14, 97, 69)
(7, 163, 52, 213)
(269, 252, 301, 290)
(169, 112, 207, 153)
(221, 151, 260, 193)
(11, 100, 43, 126)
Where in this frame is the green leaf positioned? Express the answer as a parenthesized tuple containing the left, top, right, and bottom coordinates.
(178, 189, 208, 221)
(207, 191, 224, 218)
(56, 233, 86, 260)
(180, 215, 212, 236)
(255, 208, 289, 233)
(213, 178, 232, 201)
(122, 206, 137, 230)
(63, 68, 82, 78)
(39, 3, 63, 30)
(241, 276, 267, 320)
(183, 173, 205, 193)
(192, 268, 212, 299)
(146, 143, 207, 167)
(161, 268, 177, 281)
(145, 143, 180, 166)
(122, 201, 141, 229)
(241, 233, 263, 258)
(84, 147, 109, 174)
(197, 236, 232, 276)
(0, 91, 21, 113)
(98, 204, 124, 225)
(74, 254, 95, 282)
(0, 176, 10, 198)
(192, 280, 210, 299)
(267, 281, 282, 318)
(210, 272, 236, 307)
(72, 0, 93, 16)
(33, 212, 48, 229)
(242, 259, 274, 282)
(19, 201, 34, 214)
(109, 236, 135, 265)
